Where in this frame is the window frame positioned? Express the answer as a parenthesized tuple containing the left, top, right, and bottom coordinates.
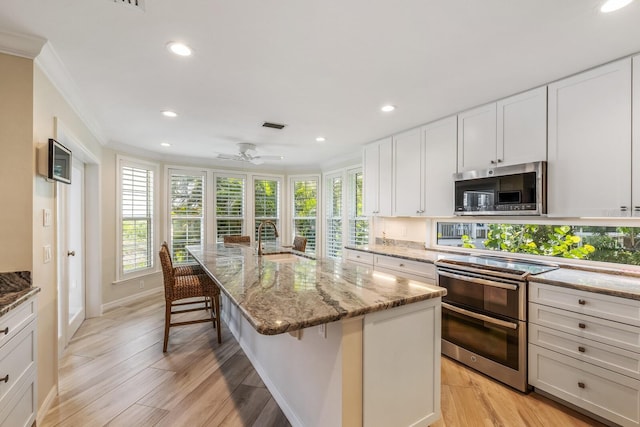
(347, 167, 368, 248)
(253, 175, 283, 244)
(116, 155, 159, 280)
(289, 174, 321, 255)
(166, 167, 207, 265)
(213, 172, 247, 243)
(325, 171, 344, 259)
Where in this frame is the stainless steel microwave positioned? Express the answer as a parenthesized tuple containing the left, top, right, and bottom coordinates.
(453, 161, 546, 215)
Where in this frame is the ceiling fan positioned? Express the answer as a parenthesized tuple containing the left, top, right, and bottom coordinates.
(215, 143, 284, 165)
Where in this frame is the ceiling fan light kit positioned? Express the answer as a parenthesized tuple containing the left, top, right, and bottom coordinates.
(216, 143, 284, 165)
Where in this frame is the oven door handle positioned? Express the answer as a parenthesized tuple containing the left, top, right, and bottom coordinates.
(437, 270, 518, 291)
(442, 302, 518, 330)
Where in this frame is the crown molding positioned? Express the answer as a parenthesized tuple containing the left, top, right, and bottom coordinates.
(0, 30, 46, 59)
(35, 42, 107, 145)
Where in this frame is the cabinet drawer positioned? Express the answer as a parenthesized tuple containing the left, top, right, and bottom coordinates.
(0, 319, 36, 406)
(530, 303, 640, 353)
(530, 323, 640, 380)
(374, 255, 435, 281)
(344, 250, 374, 266)
(0, 370, 36, 427)
(529, 282, 640, 327)
(0, 297, 36, 349)
(529, 344, 640, 427)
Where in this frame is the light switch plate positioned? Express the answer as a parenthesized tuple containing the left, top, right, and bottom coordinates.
(43, 209, 52, 227)
(43, 245, 52, 263)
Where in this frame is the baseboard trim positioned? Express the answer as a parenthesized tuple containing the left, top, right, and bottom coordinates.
(102, 287, 163, 312)
(37, 384, 58, 426)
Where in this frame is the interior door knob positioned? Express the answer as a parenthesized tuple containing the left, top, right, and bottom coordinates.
(67, 250, 76, 257)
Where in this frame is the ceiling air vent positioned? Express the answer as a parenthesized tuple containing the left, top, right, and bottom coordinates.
(262, 122, 286, 130)
(112, 0, 145, 11)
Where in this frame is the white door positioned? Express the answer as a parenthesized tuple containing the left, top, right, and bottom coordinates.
(424, 115, 457, 216)
(58, 159, 85, 354)
(393, 128, 424, 216)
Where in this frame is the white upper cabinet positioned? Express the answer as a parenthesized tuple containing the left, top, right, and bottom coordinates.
(633, 55, 640, 217)
(364, 137, 392, 216)
(497, 86, 547, 166)
(424, 116, 457, 216)
(393, 128, 424, 216)
(457, 103, 497, 172)
(458, 87, 547, 172)
(547, 58, 632, 217)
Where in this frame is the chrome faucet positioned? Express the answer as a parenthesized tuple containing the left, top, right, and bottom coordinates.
(257, 220, 279, 256)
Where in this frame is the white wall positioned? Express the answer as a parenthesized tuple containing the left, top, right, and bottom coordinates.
(33, 61, 103, 411)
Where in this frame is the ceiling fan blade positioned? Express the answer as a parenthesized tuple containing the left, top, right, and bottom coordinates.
(216, 153, 241, 160)
(250, 158, 265, 165)
(255, 155, 284, 161)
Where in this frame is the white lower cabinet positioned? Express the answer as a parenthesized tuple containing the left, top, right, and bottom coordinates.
(343, 248, 374, 267)
(373, 254, 435, 284)
(0, 295, 37, 427)
(529, 282, 640, 426)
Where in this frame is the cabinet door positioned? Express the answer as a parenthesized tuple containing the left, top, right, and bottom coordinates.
(633, 55, 640, 216)
(363, 142, 380, 216)
(457, 103, 497, 172)
(424, 116, 457, 216)
(377, 138, 393, 216)
(393, 128, 424, 216)
(548, 58, 632, 217)
(363, 138, 392, 216)
(497, 86, 547, 166)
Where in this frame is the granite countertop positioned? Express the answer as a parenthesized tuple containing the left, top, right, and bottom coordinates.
(344, 244, 444, 264)
(0, 271, 40, 317)
(530, 268, 640, 301)
(188, 244, 446, 335)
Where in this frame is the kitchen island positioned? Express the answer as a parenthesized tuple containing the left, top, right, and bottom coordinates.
(188, 244, 446, 427)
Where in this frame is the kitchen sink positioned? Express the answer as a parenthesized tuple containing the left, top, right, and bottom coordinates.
(261, 253, 303, 263)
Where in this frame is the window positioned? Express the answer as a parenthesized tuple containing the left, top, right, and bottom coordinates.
(169, 169, 205, 264)
(119, 158, 157, 277)
(348, 169, 368, 246)
(254, 177, 280, 243)
(292, 177, 319, 254)
(326, 174, 343, 258)
(215, 175, 245, 242)
(437, 222, 640, 266)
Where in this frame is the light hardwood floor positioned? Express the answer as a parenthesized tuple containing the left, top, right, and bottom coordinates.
(43, 293, 607, 427)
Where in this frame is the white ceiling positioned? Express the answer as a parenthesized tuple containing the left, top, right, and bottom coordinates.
(2, 0, 640, 171)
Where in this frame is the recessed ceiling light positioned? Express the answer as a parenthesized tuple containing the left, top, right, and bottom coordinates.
(160, 142, 171, 147)
(601, 0, 634, 12)
(167, 42, 192, 56)
(316, 137, 326, 142)
(161, 110, 178, 118)
(381, 105, 396, 112)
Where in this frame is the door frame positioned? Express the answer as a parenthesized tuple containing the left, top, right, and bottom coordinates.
(55, 118, 102, 321)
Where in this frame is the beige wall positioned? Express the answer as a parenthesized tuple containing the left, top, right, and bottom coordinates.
(0, 53, 33, 271)
(32, 63, 103, 411)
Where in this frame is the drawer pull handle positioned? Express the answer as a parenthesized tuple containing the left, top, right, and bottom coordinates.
(578, 323, 586, 329)
(356, 255, 360, 258)
(578, 299, 586, 305)
(0, 375, 7, 383)
(2, 327, 7, 335)
(578, 382, 585, 389)
(578, 346, 586, 353)
(399, 263, 405, 267)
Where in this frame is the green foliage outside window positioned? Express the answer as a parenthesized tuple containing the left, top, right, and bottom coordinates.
(451, 223, 640, 266)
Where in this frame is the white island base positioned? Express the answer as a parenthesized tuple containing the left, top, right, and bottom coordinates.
(222, 296, 442, 427)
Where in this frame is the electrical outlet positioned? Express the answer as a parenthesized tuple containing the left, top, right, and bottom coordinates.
(318, 323, 327, 338)
(139, 280, 144, 289)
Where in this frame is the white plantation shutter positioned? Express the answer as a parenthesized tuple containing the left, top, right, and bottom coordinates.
(215, 175, 245, 242)
(326, 174, 343, 258)
(292, 177, 318, 254)
(169, 170, 205, 264)
(254, 178, 280, 242)
(348, 169, 368, 246)
(121, 165, 154, 273)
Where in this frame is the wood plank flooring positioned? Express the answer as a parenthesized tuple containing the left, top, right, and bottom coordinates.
(43, 294, 608, 427)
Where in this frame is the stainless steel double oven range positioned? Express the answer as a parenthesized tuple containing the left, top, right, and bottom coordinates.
(435, 255, 557, 392)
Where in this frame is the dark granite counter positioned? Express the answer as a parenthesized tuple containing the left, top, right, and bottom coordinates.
(188, 244, 446, 335)
(0, 271, 40, 317)
(344, 244, 444, 263)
